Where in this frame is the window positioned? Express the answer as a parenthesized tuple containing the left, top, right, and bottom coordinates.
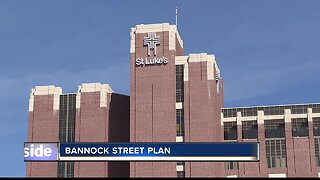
(265, 119, 287, 169)
(314, 118, 320, 136)
(225, 162, 238, 170)
(292, 118, 308, 137)
(262, 106, 285, 116)
(224, 122, 237, 140)
(176, 65, 185, 172)
(240, 108, 258, 117)
(58, 94, 76, 142)
(222, 104, 320, 119)
(223, 109, 237, 118)
(291, 105, 308, 114)
(315, 138, 320, 166)
(57, 94, 76, 177)
(242, 121, 258, 139)
(312, 104, 320, 113)
(58, 162, 74, 178)
(266, 139, 287, 168)
(215, 65, 221, 94)
(265, 120, 285, 138)
(176, 109, 184, 136)
(177, 171, 185, 178)
(176, 65, 184, 102)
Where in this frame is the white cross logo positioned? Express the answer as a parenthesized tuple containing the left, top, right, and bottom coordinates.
(143, 32, 160, 56)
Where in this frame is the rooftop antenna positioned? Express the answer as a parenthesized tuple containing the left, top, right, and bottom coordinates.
(175, 7, 178, 27)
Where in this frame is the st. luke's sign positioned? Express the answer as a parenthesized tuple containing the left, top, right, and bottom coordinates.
(135, 32, 168, 66)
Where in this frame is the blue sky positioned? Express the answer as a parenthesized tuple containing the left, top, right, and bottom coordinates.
(0, 0, 320, 177)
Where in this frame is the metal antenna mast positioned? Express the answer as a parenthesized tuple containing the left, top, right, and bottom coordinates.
(176, 7, 178, 27)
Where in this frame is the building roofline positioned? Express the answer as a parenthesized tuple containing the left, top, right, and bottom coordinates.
(223, 102, 320, 110)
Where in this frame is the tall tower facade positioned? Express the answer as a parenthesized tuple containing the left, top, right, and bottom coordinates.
(130, 23, 184, 177)
(26, 86, 61, 177)
(130, 23, 224, 177)
(176, 53, 224, 177)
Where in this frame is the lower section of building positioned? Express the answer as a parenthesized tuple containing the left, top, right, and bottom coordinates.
(26, 83, 130, 177)
(26, 85, 320, 177)
(222, 103, 320, 177)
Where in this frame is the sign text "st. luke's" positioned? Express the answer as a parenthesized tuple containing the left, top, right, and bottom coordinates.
(135, 57, 168, 66)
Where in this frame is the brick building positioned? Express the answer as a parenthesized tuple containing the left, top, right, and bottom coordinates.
(129, 23, 224, 177)
(26, 23, 320, 177)
(222, 104, 320, 177)
(26, 83, 130, 177)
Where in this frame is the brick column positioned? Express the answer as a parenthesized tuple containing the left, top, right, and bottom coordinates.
(284, 109, 294, 176)
(257, 110, 267, 177)
(308, 108, 318, 176)
(237, 112, 244, 177)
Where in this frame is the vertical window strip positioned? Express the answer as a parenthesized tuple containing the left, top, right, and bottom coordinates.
(176, 109, 184, 136)
(315, 138, 320, 166)
(225, 161, 238, 170)
(177, 171, 185, 178)
(175, 65, 185, 177)
(58, 94, 76, 178)
(313, 118, 320, 136)
(176, 65, 184, 103)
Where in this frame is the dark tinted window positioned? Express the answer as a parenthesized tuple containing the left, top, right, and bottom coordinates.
(57, 94, 76, 178)
(292, 118, 308, 137)
(265, 120, 285, 138)
(315, 138, 320, 166)
(176, 65, 184, 102)
(225, 162, 238, 170)
(224, 122, 237, 140)
(177, 171, 185, 178)
(223, 109, 237, 118)
(242, 121, 258, 139)
(313, 117, 320, 136)
(176, 109, 184, 136)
